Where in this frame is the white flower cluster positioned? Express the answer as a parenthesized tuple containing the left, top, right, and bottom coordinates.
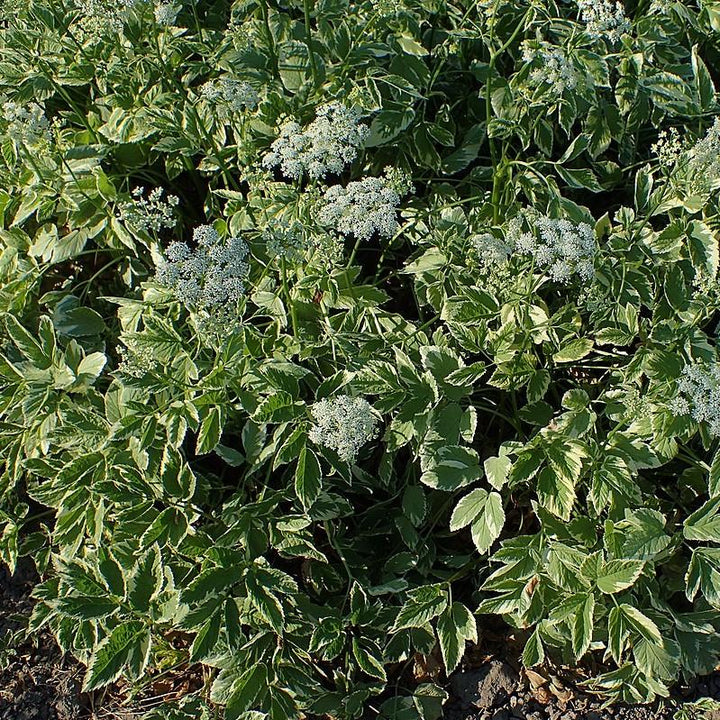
(521, 42, 578, 94)
(471, 232, 513, 268)
(155, 224, 250, 314)
(73, 0, 140, 35)
(576, 0, 631, 42)
(309, 395, 378, 464)
(685, 119, 720, 193)
(117, 336, 158, 379)
(318, 174, 404, 241)
(200, 78, 259, 113)
(119, 187, 179, 233)
(2, 101, 50, 146)
(652, 127, 684, 168)
(262, 103, 369, 180)
(670, 362, 720, 436)
(154, 0, 181, 25)
(508, 212, 596, 283)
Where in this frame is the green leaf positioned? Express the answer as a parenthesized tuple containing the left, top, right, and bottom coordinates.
(596, 560, 645, 594)
(692, 45, 715, 110)
(226, 664, 267, 720)
(56, 595, 119, 620)
(710, 448, 720, 498)
(397, 34, 427, 56)
(83, 621, 147, 691)
(436, 606, 461, 674)
(421, 445, 482, 490)
(571, 593, 595, 660)
(126, 545, 163, 613)
(392, 585, 447, 631)
(450, 488, 488, 531)
(295, 445, 322, 510)
(196, 407, 222, 455)
(553, 338, 594, 363)
(484, 455, 511, 490)
(684, 498, 720, 543)
(633, 637, 680, 681)
(402, 485, 427, 526)
(189, 610, 222, 662)
(522, 627, 545, 667)
(246, 571, 284, 634)
(619, 604, 662, 645)
(53, 300, 105, 337)
(470, 491, 505, 555)
(352, 638, 387, 680)
(556, 166, 603, 192)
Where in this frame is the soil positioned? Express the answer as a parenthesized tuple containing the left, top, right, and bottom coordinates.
(3, 560, 720, 720)
(443, 658, 720, 720)
(0, 560, 86, 720)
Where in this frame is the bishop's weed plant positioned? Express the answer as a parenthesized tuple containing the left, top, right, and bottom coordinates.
(3, 0, 720, 718)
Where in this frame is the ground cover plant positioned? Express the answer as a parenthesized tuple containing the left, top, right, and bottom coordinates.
(2, 0, 720, 717)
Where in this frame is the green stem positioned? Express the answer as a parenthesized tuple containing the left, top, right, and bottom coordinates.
(303, 0, 319, 86)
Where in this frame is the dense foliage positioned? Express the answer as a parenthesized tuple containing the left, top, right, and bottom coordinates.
(2, 0, 720, 717)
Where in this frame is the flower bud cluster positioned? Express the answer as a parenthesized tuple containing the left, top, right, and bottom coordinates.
(200, 78, 259, 113)
(155, 224, 250, 314)
(2, 101, 50, 146)
(508, 212, 596, 283)
(521, 42, 578, 94)
(576, 0, 631, 42)
(119, 187, 179, 234)
(262, 103, 369, 180)
(318, 173, 405, 241)
(670, 362, 720, 436)
(309, 395, 378, 464)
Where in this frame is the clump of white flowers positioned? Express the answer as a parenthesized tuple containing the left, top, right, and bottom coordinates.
(508, 211, 596, 283)
(309, 395, 379, 464)
(200, 78, 259, 113)
(73, 0, 140, 35)
(119, 187, 179, 233)
(2, 101, 51, 146)
(117, 336, 159, 379)
(576, 0, 631, 42)
(262, 103, 369, 180)
(670, 362, 720, 436)
(521, 42, 578, 94)
(652, 127, 684, 168)
(656, 120, 720, 197)
(471, 232, 513, 269)
(154, 0, 181, 24)
(155, 224, 250, 314)
(318, 168, 412, 241)
(685, 119, 720, 194)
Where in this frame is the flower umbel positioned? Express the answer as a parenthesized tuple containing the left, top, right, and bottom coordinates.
(508, 211, 596, 283)
(262, 103, 369, 180)
(521, 42, 579, 94)
(2, 101, 51, 146)
(200, 78, 259, 113)
(576, 0, 631, 42)
(319, 171, 408, 241)
(119, 187, 179, 234)
(155, 224, 250, 315)
(671, 362, 720, 436)
(309, 395, 378, 464)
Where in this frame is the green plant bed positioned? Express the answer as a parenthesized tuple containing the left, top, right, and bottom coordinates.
(2, 0, 720, 718)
